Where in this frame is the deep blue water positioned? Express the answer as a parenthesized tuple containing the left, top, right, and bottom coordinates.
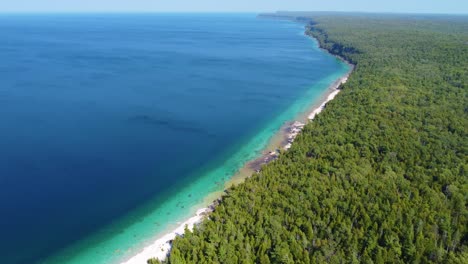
(0, 14, 347, 263)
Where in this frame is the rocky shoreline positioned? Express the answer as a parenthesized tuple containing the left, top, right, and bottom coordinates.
(245, 71, 351, 173)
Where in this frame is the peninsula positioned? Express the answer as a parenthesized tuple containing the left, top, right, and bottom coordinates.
(149, 12, 468, 263)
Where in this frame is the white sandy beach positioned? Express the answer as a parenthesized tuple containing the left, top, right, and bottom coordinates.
(120, 71, 351, 264)
(308, 76, 348, 120)
(121, 208, 211, 264)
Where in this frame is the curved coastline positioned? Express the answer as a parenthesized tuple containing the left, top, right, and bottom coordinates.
(121, 33, 354, 263)
(40, 19, 353, 264)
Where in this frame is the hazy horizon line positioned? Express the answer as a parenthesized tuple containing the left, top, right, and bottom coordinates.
(0, 10, 467, 15)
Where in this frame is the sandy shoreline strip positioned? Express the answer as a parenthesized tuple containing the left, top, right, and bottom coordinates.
(307, 75, 349, 121)
(121, 208, 211, 264)
(120, 65, 353, 264)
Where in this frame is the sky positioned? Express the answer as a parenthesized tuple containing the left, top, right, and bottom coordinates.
(0, 0, 467, 14)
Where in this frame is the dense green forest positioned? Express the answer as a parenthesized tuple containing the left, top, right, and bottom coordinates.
(150, 14, 468, 263)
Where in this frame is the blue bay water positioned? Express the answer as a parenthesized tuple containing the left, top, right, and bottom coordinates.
(0, 14, 349, 264)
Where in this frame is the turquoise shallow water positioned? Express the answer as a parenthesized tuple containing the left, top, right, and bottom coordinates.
(0, 13, 349, 263)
